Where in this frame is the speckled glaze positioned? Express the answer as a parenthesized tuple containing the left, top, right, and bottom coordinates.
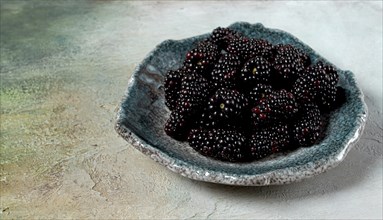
(115, 22, 367, 186)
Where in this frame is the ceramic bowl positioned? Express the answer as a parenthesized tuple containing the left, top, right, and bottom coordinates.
(115, 22, 367, 186)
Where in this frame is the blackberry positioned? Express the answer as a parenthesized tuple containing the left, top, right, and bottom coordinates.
(210, 27, 242, 51)
(187, 128, 248, 162)
(183, 41, 219, 77)
(291, 103, 322, 147)
(293, 62, 339, 110)
(227, 37, 273, 61)
(251, 39, 274, 60)
(248, 83, 273, 106)
(271, 44, 307, 84)
(177, 72, 210, 115)
(239, 56, 272, 88)
(226, 37, 252, 60)
(249, 123, 290, 160)
(164, 69, 184, 111)
(210, 53, 241, 89)
(251, 89, 298, 126)
(206, 88, 248, 126)
(164, 110, 192, 141)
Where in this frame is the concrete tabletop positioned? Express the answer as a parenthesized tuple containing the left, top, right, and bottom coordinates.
(0, 1, 382, 219)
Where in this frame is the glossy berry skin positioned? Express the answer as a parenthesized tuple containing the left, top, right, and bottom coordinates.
(177, 72, 211, 115)
(210, 53, 241, 89)
(206, 88, 248, 126)
(248, 83, 273, 106)
(251, 89, 298, 126)
(164, 111, 192, 141)
(227, 37, 273, 61)
(291, 103, 322, 147)
(239, 56, 272, 88)
(183, 41, 219, 77)
(271, 44, 308, 84)
(293, 62, 339, 110)
(249, 123, 290, 160)
(210, 27, 242, 50)
(164, 69, 184, 111)
(187, 128, 248, 162)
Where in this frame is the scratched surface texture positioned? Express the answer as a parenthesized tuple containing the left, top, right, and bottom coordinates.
(0, 1, 382, 219)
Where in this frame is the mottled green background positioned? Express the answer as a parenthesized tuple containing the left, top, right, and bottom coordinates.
(1, 1, 382, 219)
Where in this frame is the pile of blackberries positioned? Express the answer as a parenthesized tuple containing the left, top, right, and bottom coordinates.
(163, 27, 343, 162)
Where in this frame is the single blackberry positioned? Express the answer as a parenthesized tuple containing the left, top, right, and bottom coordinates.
(291, 103, 322, 147)
(187, 128, 248, 162)
(183, 41, 219, 77)
(210, 27, 242, 51)
(227, 37, 273, 61)
(164, 110, 192, 141)
(251, 89, 298, 126)
(251, 39, 274, 60)
(239, 56, 272, 88)
(210, 53, 241, 89)
(248, 83, 273, 106)
(226, 37, 252, 61)
(177, 72, 210, 115)
(249, 123, 290, 160)
(206, 88, 249, 126)
(271, 44, 307, 85)
(164, 69, 184, 111)
(293, 62, 339, 110)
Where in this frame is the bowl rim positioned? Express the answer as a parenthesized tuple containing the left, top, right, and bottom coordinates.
(115, 22, 368, 186)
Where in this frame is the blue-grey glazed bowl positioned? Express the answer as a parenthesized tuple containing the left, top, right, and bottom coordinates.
(115, 22, 367, 186)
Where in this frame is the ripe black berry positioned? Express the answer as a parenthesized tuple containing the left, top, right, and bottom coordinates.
(177, 72, 211, 115)
(248, 83, 273, 106)
(206, 88, 248, 126)
(183, 41, 219, 77)
(271, 44, 308, 85)
(251, 89, 298, 126)
(188, 128, 248, 162)
(291, 103, 322, 147)
(249, 123, 290, 160)
(210, 53, 241, 89)
(164, 69, 184, 111)
(210, 27, 242, 51)
(293, 62, 339, 110)
(239, 56, 272, 88)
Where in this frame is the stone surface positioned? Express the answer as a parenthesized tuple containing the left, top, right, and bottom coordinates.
(0, 1, 382, 219)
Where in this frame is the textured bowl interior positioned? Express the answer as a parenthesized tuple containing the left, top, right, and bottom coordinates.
(115, 22, 367, 185)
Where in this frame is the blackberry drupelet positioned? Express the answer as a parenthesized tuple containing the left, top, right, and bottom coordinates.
(177, 72, 211, 115)
(164, 69, 184, 111)
(251, 39, 274, 60)
(248, 83, 273, 106)
(187, 128, 248, 162)
(164, 110, 192, 141)
(293, 62, 339, 110)
(271, 44, 308, 85)
(251, 89, 298, 126)
(210, 27, 242, 51)
(291, 103, 322, 147)
(210, 53, 241, 89)
(239, 56, 272, 88)
(183, 41, 219, 77)
(249, 123, 290, 160)
(206, 88, 249, 126)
